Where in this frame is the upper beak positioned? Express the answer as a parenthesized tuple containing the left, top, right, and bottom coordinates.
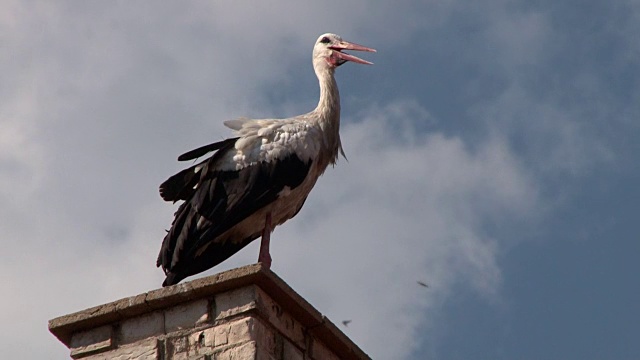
(329, 40, 376, 65)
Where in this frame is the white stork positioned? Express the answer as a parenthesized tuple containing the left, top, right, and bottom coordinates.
(157, 33, 375, 286)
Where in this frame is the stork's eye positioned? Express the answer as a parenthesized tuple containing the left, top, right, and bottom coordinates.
(320, 37, 331, 44)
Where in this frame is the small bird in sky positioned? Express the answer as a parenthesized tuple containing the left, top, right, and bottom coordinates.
(417, 280, 429, 288)
(342, 320, 352, 327)
(156, 33, 375, 286)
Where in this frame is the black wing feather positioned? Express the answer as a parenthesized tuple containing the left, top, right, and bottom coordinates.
(158, 151, 312, 286)
(177, 137, 238, 161)
(159, 137, 239, 202)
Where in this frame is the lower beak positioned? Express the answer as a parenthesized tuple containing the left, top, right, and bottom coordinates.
(330, 41, 376, 65)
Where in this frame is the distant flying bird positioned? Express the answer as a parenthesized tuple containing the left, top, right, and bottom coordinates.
(342, 320, 352, 327)
(417, 281, 429, 288)
(157, 33, 375, 286)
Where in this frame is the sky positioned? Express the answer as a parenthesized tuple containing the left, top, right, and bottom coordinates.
(1, 1, 639, 359)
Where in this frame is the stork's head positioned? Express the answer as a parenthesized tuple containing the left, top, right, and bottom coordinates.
(312, 33, 376, 71)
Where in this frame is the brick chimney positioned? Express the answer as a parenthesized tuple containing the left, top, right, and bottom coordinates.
(48, 264, 369, 360)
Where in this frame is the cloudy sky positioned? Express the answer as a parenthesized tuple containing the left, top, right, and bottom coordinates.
(2, 1, 639, 359)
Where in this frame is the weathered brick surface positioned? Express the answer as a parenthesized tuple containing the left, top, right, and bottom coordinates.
(165, 299, 210, 332)
(49, 265, 369, 360)
(283, 339, 304, 360)
(69, 325, 113, 358)
(310, 337, 341, 360)
(215, 340, 257, 360)
(211, 324, 229, 347)
(228, 317, 255, 344)
(119, 311, 164, 344)
(253, 286, 307, 350)
(215, 286, 258, 320)
(86, 338, 159, 360)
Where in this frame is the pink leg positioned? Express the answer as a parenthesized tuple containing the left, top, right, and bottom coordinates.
(258, 212, 272, 269)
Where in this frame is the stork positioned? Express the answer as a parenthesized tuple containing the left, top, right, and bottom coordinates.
(157, 33, 375, 286)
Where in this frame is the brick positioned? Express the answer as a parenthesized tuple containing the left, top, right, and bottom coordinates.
(228, 317, 255, 344)
(87, 338, 159, 360)
(216, 286, 306, 350)
(165, 299, 210, 332)
(114, 293, 151, 318)
(69, 325, 113, 358)
(215, 286, 259, 320)
(309, 337, 340, 360)
(165, 333, 215, 360)
(119, 311, 164, 344)
(213, 324, 230, 347)
(215, 340, 257, 360)
(234, 341, 258, 359)
(282, 339, 304, 360)
(252, 318, 280, 358)
(168, 335, 188, 355)
(253, 287, 306, 350)
(226, 316, 282, 360)
(185, 329, 215, 357)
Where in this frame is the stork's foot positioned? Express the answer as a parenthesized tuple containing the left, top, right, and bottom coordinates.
(258, 212, 273, 269)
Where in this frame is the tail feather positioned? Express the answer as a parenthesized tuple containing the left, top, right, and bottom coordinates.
(162, 272, 185, 287)
(157, 180, 261, 287)
(157, 200, 259, 287)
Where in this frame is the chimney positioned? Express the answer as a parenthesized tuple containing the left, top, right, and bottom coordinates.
(48, 264, 370, 359)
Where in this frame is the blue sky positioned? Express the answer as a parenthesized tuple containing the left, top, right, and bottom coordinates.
(1, 1, 639, 359)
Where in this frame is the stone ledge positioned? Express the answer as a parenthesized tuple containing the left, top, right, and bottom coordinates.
(49, 263, 369, 360)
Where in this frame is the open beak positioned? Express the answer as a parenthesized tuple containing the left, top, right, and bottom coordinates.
(329, 40, 376, 65)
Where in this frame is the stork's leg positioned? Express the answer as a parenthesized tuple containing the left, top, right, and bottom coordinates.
(258, 212, 272, 269)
